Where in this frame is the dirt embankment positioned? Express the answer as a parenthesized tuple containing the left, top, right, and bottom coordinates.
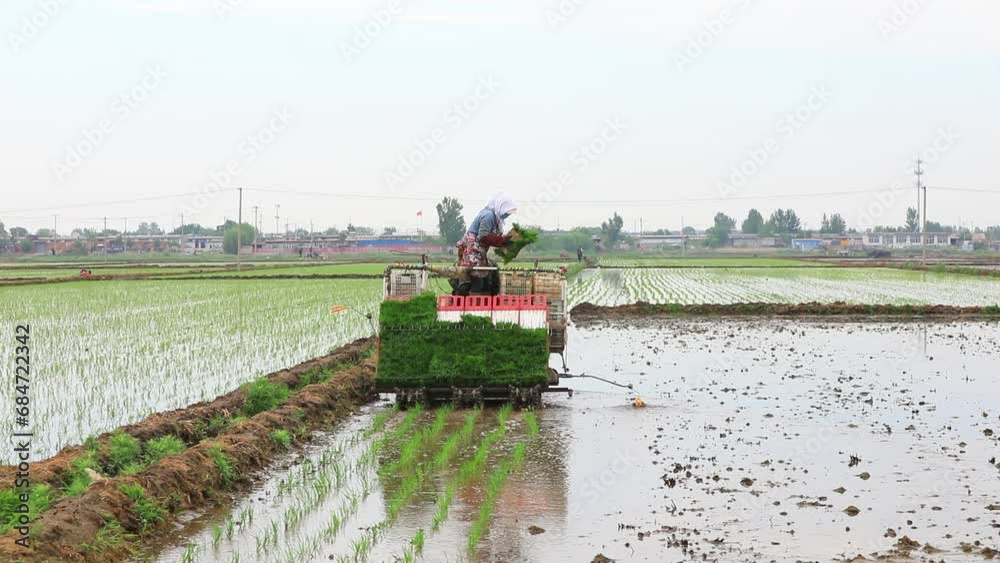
(0, 338, 376, 563)
(571, 301, 1000, 323)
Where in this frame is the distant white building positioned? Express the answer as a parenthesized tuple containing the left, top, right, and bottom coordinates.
(634, 234, 687, 249)
(183, 235, 224, 254)
(864, 232, 958, 248)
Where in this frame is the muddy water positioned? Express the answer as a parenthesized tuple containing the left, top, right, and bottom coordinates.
(547, 320, 1000, 562)
(148, 320, 999, 562)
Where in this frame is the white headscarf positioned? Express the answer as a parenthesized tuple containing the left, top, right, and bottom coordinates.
(486, 191, 517, 225)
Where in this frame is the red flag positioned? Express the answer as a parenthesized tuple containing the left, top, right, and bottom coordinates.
(416, 211, 423, 217)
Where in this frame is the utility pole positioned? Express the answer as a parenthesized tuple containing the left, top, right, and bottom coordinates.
(124, 217, 128, 252)
(252, 206, 260, 242)
(922, 182, 928, 267)
(53, 215, 57, 237)
(914, 158, 925, 265)
(274, 205, 280, 239)
(915, 158, 923, 234)
(681, 216, 687, 257)
(236, 187, 243, 272)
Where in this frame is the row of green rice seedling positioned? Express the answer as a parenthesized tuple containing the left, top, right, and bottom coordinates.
(428, 406, 516, 535)
(273, 406, 396, 498)
(333, 407, 481, 563)
(381, 407, 510, 563)
(467, 410, 539, 553)
(466, 443, 528, 552)
(378, 405, 453, 478)
(355, 403, 423, 471)
(167, 407, 397, 563)
(261, 407, 422, 561)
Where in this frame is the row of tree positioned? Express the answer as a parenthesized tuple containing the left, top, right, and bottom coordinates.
(703, 206, 963, 247)
(706, 208, 830, 247)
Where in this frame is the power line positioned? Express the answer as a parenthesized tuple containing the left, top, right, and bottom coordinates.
(4, 189, 237, 215)
(4, 184, 998, 220)
(244, 185, 999, 205)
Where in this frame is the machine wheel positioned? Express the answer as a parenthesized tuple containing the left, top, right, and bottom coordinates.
(509, 385, 542, 408)
(451, 387, 484, 408)
(396, 388, 428, 410)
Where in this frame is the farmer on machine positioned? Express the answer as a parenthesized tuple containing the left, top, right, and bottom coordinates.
(456, 192, 517, 270)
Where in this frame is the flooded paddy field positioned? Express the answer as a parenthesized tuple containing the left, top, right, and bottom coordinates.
(568, 267, 1000, 307)
(0, 278, 380, 460)
(146, 319, 1000, 563)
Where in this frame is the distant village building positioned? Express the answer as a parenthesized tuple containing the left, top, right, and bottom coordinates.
(634, 233, 687, 249)
(730, 233, 777, 249)
(7, 233, 442, 256)
(183, 236, 224, 254)
(863, 232, 959, 248)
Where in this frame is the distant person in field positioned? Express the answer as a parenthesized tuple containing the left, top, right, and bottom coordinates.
(456, 192, 517, 271)
(577, 246, 584, 262)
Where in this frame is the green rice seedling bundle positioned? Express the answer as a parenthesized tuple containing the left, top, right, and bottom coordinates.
(378, 293, 549, 388)
(495, 224, 540, 263)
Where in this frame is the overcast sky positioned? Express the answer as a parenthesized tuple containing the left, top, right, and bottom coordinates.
(2, 0, 999, 235)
